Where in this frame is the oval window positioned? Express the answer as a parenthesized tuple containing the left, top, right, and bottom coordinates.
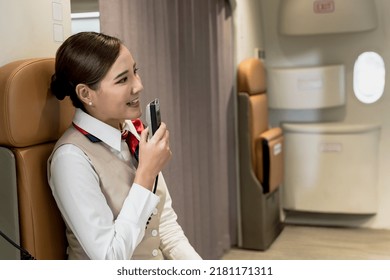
(353, 52, 385, 104)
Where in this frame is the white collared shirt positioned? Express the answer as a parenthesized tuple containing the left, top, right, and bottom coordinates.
(48, 109, 160, 259)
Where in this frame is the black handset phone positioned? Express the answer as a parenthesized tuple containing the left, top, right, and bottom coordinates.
(146, 98, 161, 139)
(146, 98, 161, 194)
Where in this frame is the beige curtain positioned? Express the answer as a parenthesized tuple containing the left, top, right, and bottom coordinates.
(99, 0, 236, 259)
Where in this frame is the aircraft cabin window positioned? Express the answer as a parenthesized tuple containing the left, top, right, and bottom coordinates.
(353, 52, 385, 104)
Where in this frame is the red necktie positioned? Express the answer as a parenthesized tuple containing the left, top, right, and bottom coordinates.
(122, 119, 144, 161)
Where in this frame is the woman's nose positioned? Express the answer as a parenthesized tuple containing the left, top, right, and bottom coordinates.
(132, 77, 144, 95)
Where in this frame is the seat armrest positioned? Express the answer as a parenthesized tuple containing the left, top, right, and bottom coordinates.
(260, 127, 283, 142)
(254, 127, 284, 193)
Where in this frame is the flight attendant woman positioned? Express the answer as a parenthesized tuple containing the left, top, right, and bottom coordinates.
(48, 32, 201, 260)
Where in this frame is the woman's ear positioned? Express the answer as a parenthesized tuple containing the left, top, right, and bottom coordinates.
(75, 83, 93, 106)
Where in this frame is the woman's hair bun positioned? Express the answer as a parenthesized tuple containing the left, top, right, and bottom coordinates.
(50, 74, 73, 101)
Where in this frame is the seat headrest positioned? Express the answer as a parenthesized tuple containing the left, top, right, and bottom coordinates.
(0, 58, 74, 147)
(237, 58, 266, 95)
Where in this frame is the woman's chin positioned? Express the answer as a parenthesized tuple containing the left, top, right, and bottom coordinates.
(126, 108, 142, 120)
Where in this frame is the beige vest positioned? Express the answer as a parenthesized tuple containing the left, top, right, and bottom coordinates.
(49, 126, 166, 260)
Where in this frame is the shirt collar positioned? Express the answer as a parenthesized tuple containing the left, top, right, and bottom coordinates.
(125, 119, 141, 141)
(73, 109, 123, 152)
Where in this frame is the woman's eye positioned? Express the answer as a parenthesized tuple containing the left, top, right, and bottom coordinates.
(134, 67, 139, 75)
(118, 77, 128, 83)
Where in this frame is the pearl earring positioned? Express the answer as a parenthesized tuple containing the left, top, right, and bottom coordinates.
(88, 101, 92, 106)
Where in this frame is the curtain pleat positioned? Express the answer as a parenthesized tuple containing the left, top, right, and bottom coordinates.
(99, 0, 236, 260)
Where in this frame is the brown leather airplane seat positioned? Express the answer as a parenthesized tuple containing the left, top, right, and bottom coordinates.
(236, 57, 284, 250)
(0, 58, 74, 259)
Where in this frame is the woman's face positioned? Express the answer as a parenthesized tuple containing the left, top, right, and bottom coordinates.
(89, 45, 143, 128)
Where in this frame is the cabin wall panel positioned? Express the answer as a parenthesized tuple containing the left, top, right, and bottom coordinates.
(256, 0, 390, 229)
(0, 0, 71, 66)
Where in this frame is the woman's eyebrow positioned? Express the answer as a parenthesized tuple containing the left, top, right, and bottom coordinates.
(114, 70, 129, 80)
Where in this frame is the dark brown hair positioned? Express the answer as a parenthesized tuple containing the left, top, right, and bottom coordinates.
(50, 32, 122, 110)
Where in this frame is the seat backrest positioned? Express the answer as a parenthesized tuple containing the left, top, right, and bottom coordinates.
(0, 58, 74, 259)
(237, 58, 269, 172)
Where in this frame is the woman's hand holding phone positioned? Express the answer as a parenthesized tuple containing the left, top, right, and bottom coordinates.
(134, 123, 171, 191)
